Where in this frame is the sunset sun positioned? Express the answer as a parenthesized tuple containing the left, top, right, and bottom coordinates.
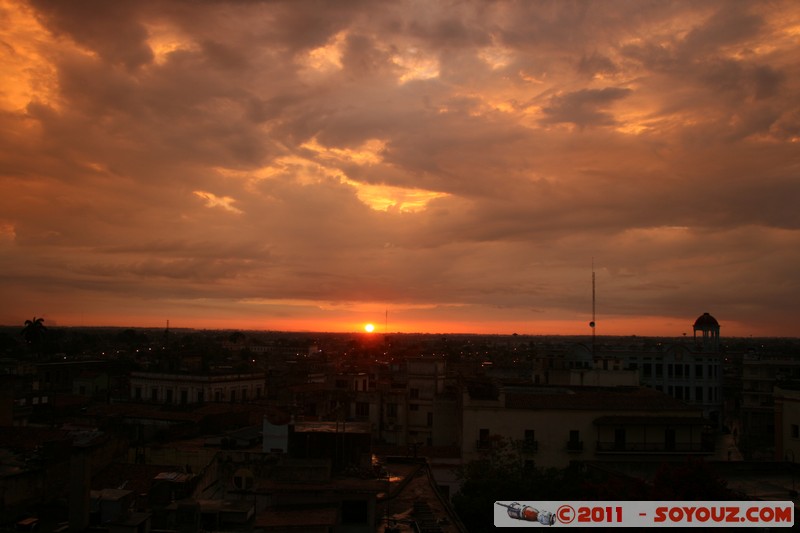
(364, 323, 375, 333)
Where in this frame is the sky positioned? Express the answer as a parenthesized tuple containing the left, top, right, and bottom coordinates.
(1, 0, 799, 337)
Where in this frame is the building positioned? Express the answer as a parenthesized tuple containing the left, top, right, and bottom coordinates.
(741, 352, 800, 457)
(773, 382, 800, 463)
(530, 314, 726, 426)
(461, 383, 714, 469)
(130, 371, 265, 405)
(627, 342, 724, 425)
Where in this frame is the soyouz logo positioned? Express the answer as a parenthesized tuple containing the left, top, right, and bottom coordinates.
(653, 505, 792, 524)
(494, 501, 794, 527)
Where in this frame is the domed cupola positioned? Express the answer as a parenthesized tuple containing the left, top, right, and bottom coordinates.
(693, 312, 720, 352)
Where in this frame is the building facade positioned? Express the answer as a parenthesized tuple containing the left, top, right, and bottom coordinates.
(130, 371, 265, 405)
(462, 384, 713, 469)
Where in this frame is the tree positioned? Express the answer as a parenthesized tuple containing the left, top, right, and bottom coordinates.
(21, 316, 47, 356)
(452, 438, 582, 532)
(650, 457, 741, 500)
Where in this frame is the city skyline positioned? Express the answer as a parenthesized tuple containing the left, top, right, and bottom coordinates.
(1, 1, 799, 337)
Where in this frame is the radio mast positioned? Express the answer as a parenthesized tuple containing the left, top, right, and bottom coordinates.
(590, 259, 596, 358)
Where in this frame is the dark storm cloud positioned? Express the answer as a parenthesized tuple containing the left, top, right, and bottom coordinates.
(577, 52, 619, 78)
(30, 0, 153, 68)
(541, 87, 633, 126)
(682, 3, 764, 54)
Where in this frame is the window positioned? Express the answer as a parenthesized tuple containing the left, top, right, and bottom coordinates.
(152, 388, 158, 401)
(614, 428, 626, 450)
(165, 389, 173, 404)
(792, 425, 799, 439)
(477, 428, 491, 450)
(356, 402, 369, 417)
(655, 365, 663, 378)
(230, 389, 236, 402)
(695, 364, 704, 378)
(410, 388, 419, 399)
(675, 365, 683, 377)
(696, 387, 703, 403)
(665, 428, 676, 451)
(427, 412, 433, 427)
(197, 390, 204, 403)
(242, 389, 247, 401)
(668, 364, 674, 378)
(409, 403, 419, 411)
(135, 387, 142, 400)
(568, 430, 581, 450)
(523, 429, 537, 452)
(180, 390, 188, 404)
(643, 363, 652, 378)
(386, 403, 398, 417)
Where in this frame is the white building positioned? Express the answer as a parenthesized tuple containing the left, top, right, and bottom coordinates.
(536, 314, 726, 426)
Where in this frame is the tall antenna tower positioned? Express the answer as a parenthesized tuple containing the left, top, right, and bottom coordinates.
(590, 259, 596, 357)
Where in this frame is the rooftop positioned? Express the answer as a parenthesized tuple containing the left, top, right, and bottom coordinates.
(694, 312, 720, 329)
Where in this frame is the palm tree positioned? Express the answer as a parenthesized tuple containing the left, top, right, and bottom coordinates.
(21, 316, 47, 356)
